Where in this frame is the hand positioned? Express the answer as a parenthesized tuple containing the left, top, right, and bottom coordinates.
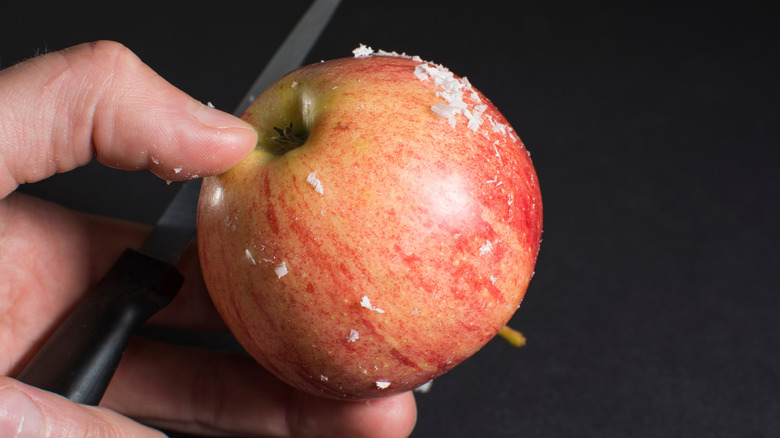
(0, 41, 417, 437)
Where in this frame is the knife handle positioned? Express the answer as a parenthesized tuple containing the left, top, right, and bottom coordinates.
(15, 248, 183, 405)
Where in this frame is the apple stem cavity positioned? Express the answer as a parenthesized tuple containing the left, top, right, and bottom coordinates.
(266, 122, 308, 154)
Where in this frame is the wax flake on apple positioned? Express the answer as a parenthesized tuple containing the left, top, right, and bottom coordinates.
(197, 45, 543, 400)
(360, 295, 385, 314)
(306, 171, 324, 194)
(353, 44, 514, 138)
(274, 261, 288, 278)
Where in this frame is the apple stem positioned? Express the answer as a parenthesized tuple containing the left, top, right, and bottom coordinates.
(267, 122, 307, 154)
(497, 325, 526, 347)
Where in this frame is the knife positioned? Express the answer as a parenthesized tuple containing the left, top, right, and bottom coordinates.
(16, 0, 342, 406)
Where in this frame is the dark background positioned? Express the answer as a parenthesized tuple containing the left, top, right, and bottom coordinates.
(3, 0, 778, 436)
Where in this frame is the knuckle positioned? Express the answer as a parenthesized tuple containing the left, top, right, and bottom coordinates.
(82, 40, 134, 72)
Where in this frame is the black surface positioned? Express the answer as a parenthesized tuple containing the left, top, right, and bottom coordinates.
(3, 1, 778, 436)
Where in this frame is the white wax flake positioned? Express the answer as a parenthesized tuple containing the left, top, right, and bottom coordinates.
(431, 102, 465, 125)
(376, 381, 391, 389)
(413, 65, 429, 81)
(306, 172, 324, 194)
(347, 329, 360, 342)
(493, 142, 502, 159)
(374, 49, 424, 62)
(492, 121, 508, 134)
(350, 46, 491, 132)
(479, 240, 494, 256)
(275, 261, 288, 278)
(468, 105, 488, 132)
(291, 81, 298, 88)
(320, 374, 329, 381)
(353, 44, 423, 61)
(226, 215, 239, 231)
(414, 380, 434, 394)
(413, 62, 485, 130)
(353, 44, 374, 57)
(173, 167, 182, 174)
(245, 249, 257, 265)
(360, 296, 385, 313)
(206, 101, 215, 108)
(410, 308, 419, 316)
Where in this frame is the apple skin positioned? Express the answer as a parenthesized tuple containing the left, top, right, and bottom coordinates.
(197, 53, 542, 400)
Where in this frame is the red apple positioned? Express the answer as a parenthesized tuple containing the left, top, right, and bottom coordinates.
(197, 46, 542, 400)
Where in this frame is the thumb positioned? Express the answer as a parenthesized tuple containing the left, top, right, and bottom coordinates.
(0, 40, 257, 198)
(0, 376, 164, 437)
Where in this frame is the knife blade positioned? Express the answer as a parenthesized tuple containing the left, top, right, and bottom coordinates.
(16, 0, 342, 406)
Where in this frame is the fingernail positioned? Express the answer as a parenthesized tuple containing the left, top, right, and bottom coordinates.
(195, 103, 254, 130)
(0, 387, 44, 438)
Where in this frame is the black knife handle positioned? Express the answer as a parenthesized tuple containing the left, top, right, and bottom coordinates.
(16, 248, 183, 405)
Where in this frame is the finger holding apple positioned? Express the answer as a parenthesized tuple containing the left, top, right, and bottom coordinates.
(197, 46, 543, 400)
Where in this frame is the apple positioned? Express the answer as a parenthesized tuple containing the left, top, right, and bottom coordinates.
(197, 46, 543, 400)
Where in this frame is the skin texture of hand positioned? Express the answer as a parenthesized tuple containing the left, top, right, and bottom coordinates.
(0, 41, 417, 437)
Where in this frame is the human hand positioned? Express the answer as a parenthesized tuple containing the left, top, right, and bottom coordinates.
(0, 41, 417, 437)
